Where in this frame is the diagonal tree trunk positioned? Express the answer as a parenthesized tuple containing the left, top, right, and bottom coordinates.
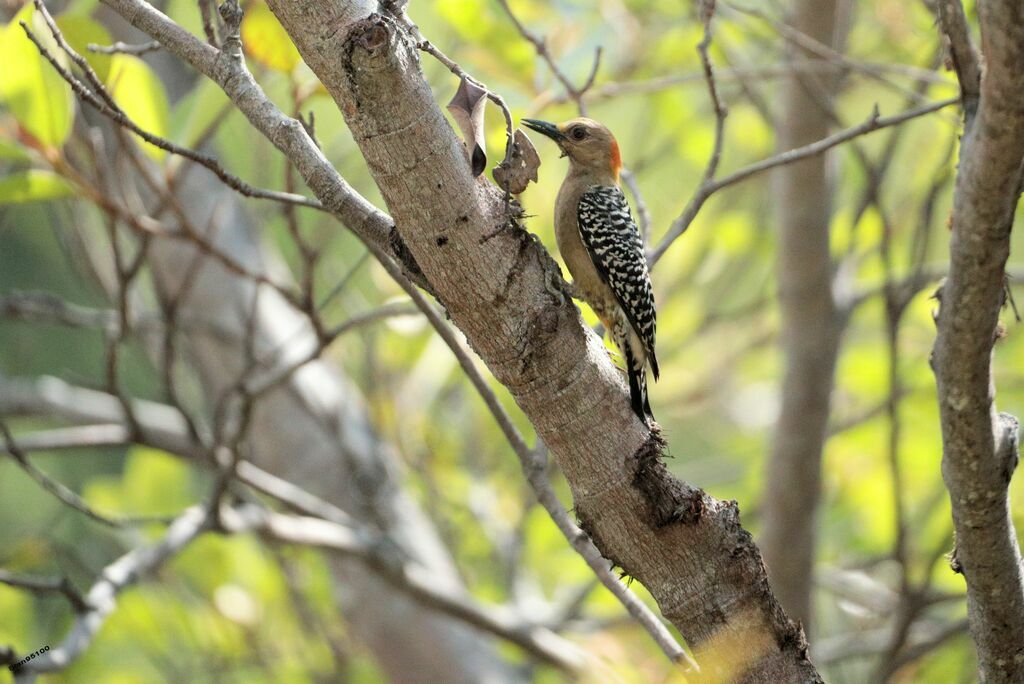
(760, 0, 841, 633)
(249, 4, 821, 681)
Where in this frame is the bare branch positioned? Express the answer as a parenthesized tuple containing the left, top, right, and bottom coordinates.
(6, 424, 130, 452)
(22, 4, 322, 211)
(95, 0, 420, 286)
(689, 0, 728, 239)
(724, 2, 939, 106)
(933, 0, 981, 115)
(931, 1, 1024, 679)
(650, 97, 958, 265)
(219, 505, 587, 672)
(620, 169, 652, 242)
(11, 506, 210, 681)
(2, 385, 585, 674)
(534, 60, 951, 109)
(815, 617, 969, 667)
(0, 570, 89, 613)
(87, 40, 161, 55)
(495, 0, 602, 114)
(0, 421, 171, 527)
(402, 21, 516, 169)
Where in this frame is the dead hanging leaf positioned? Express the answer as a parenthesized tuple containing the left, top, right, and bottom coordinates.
(447, 77, 488, 177)
(493, 128, 541, 195)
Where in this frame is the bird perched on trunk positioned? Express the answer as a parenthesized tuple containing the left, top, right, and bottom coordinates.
(522, 117, 659, 423)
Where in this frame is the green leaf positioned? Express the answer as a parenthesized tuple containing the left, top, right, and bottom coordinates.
(0, 5, 74, 149)
(0, 169, 73, 205)
(56, 14, 112, 82)
(121, 447, 192, 515)
(105, 54, 170, 159)
(0, 138, 31, 161)
(63, 0, 101, 17)
(241, 3, 301, 73)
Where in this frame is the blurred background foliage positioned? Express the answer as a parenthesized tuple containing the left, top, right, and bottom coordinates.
(0, 0, 1021, 682)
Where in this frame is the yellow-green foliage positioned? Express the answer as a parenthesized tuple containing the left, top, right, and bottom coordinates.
(1, 0, 1019, 681)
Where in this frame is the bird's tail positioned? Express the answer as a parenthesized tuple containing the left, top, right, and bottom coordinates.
(622, 338, 654, 424)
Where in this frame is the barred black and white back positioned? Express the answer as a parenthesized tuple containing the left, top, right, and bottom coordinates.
(576, 185, 659, 421)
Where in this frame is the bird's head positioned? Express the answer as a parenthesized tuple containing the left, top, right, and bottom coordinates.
(522, 117, 621, 181)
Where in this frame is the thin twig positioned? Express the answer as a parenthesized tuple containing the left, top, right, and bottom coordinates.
(10, 507, 211, 681)
(649, 97, 959, 265)
(220, 504, 586, 672)
(691, 0, 728, 235)
(0, 570, 90, 613)
(0, 421, 171, 527)
(24, 4, 322, 211)
(620, 169, 652, 242)
(87, 40, 161, 55)
(199, 0, 219, 45)
(403, 20, 515, 166)
(534, 60, 951, 109)
(725, 2, 938, 106)
(0, 381, 581, 672)
(496, 0, 602, 115)
(932, 0, 981, 116)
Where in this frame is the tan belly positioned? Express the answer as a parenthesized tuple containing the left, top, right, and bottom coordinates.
(554, 186, 613, 308)
(556, 216, 623, 332)
(551, 176, 648, 370)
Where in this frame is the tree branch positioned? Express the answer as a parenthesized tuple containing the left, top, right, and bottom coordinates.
(649, 97, 958, 265)
(0, 570, 89, 614)
(218, 505, 586, 672)
(933, 0, 981, 116)
(23, 1, 321, 211)
(374, 247, 694, 668)
(0, 385, 584, 675)
(931, 1, 1024, 680)
(93, 0, 425, 288)
(0, 421, 171, 527)
(10, 506, 210, 682)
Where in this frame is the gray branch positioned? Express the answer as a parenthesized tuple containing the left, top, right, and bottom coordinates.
(11, 506, 210, 683)
(931, 0, 1024, 680)
(0, 377, 584, 673)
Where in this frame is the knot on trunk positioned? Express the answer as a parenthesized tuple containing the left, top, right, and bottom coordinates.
(631, 429, 705, 527)
(342, 14, 414, 86)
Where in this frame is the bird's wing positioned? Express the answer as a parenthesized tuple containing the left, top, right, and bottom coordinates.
(577, 185, 658, 374)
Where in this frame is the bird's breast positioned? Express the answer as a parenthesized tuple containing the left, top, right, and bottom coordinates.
(554, 186, 613, 309)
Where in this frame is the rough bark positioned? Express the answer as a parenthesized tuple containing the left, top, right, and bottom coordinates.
(253, 4, 820, 681)
(933, 2, 1024, 681)
(760, 0, 841, 632)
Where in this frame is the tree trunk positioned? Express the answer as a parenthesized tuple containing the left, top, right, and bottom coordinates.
(760, 0, 841, 633)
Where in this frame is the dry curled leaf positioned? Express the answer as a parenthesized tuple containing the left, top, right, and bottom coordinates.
(447, 76, 488, 177)
(493, 128, 541, 195)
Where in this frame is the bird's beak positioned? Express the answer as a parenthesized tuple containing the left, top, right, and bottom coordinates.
(522, 119, 565, 142)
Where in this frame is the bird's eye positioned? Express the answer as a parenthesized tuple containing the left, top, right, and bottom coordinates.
(570, 127, 587, 140)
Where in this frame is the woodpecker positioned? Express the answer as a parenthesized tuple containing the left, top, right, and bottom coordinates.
(522, 117, 658, 423)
